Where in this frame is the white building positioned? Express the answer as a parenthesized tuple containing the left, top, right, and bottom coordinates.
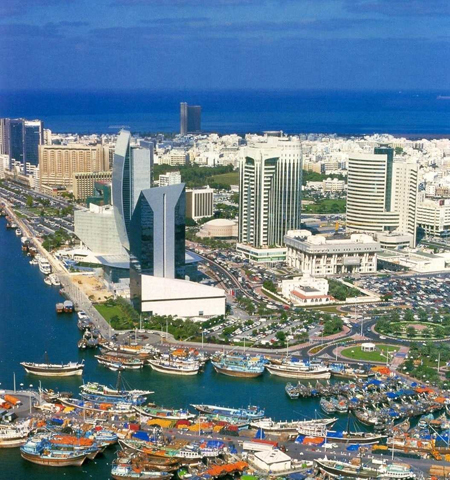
(140, 275, 226, 317)
(74, 203, 127, 256)
(285, 230, 380, 276)
(323, 177, 345, 192)
(347, 147, 418, 247)
(236, 244, 287, 264)
(238, 134, 302, 248)
(251, 450, 292, 473)
(416, 199, 450, 237)
(159, 171, 182, 187)
(281, 275, 333, 306)
(0, 154, 9, 179)
(169, 150, 189, 166)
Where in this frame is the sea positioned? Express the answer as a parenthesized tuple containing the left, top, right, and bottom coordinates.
(1, 90, 450, 136)
(0, 217, 358, 479)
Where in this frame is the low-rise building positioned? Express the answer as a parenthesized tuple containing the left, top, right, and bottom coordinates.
(159, 171, 182, 187)
(323, 177, 345, 192)
(281, 275, 333, 306)
(285, 230, 380, 276)
(197, 218, 238, 239)
(251, 450, 292, 473)
(236, 243, 287, 264)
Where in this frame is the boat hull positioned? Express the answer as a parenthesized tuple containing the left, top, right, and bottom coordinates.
(266, 365, 330, 379)
(0, 437, 28, 448)
(148, 361, 198, 376)
(315, 460, 377, 478)
(21, 365, 84, 377)
(20, 450, 87, 467)
(212, 364, 263, 378)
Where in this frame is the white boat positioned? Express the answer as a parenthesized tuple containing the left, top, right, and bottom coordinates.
(49, 274, 60, 286)
(37, 256, 52, 275)
(21, 360, 84, 377)
(147, 358, 200, 376)
(266, 359, 330, 379)
(15, 228, 22, 236)
(44, 277, 52, 286)
(0, 423, 31, 448)
(250, 417, 337, 433)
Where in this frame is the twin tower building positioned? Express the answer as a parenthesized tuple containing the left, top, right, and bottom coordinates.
(112, 130, 225, 318)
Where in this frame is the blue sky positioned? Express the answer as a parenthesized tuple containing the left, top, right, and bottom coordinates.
(1, 0, 449, 91)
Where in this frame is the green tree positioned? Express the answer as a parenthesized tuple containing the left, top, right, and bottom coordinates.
(275, 331, 286, 343)
(26, 195, 33, 208)
(403, 309, 414, 323)
(406, 326, 416, 338)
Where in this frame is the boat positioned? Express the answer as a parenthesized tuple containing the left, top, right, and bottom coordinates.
(59, 396, 135, 414)
(266, 358, 330, 379)
(211, 353, 265, 378)
(297, 423, 386, 444)
(320, 397, 337, 414)
(80, 378, 153, 401)
(147, 357, 200, 376)
(0, 423, 31, 448)
(191, 404, 264, 420)
(49, 274, 61, 286)
(20, 438, 88, 467)
(329, 363, 374, 379)
(63, 300, 73, 313)
(44, 277, 52, 286)
(20, 359, 84, 377)
(111, 464, 173, 480)
(37, 255, 52, 275)
(56, 303, 64, 313)
(315, 457, 416, 479)
(96, 354, 144, 371)
(250, 417, 337, 433)
(15, 228, 22, 236)
(134, 405, 196, 421)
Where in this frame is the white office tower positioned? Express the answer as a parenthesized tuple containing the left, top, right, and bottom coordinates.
(347, 147, 418, 246)
(238, 135, 302, 248)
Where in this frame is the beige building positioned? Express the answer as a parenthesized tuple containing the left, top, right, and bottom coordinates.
(197, 218, 238, 238)
(39, 144, 110, 189)
(186, 186, 214, 220)
(73, 171, 112, 200)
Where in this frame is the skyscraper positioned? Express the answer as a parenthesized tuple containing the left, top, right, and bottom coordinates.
(347, 146, 418, 246)
(112, 130, 153, 250)
(238, 135, 302, 248)
(9, 119, 24, 167)
(180, 102, 202, 135)
(129, 184, 186, 310)
(23, 120, 44, 172)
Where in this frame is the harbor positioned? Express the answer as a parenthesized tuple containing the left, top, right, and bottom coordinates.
(1, 214, 450, 479)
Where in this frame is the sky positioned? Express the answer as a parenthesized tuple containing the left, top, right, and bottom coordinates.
(1, 0, 450, 91)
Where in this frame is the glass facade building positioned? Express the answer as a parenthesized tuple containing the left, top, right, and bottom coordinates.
(112, 130, 153, 250)
(129, 184, 186, 311)
(23, 120, 43, 172)
(180, 102, 202, 135)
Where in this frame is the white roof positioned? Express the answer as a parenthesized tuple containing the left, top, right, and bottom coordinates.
(254, 449, 291, 465)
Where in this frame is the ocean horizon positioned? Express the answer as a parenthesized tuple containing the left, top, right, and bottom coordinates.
(1, 89, 450, 136)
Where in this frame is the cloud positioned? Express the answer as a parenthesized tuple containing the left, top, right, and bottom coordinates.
(347, 0, 450, 16)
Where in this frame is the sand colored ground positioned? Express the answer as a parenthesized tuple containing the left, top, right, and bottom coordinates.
(71, 274, 112, 302)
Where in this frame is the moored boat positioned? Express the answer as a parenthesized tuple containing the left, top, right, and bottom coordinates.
(20, 438, 88, 467)
(20, 360, 84, 377)
(0, 423, 31, 448)
(191, 404, 264, 420)
(134, 405, 195, 421)
(147, 358, 199, 376)
(266, 358, 330, 379)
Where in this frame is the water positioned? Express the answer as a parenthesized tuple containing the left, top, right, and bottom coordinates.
(0, 217, 351, 478)
(2, 90, 450, 135)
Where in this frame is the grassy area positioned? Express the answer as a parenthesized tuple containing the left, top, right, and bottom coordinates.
(302, 198, 346, 214)
(95, 304, 124, 323)
(305, 305, 343, 314)
(210, 171, 239, 186)
(341, 344, 399, 362)
(27, 207, 61, 217)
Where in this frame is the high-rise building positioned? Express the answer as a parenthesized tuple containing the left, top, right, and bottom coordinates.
(39, 144, 110, 189)
(73, 171, 113, 201)
(9, 119, 24, 167)
(347, 147, 418, 246)
(180, 102, 202, 135)
(112, 130, 153, 250)
(238, 136, 302, 248)
(186, 186, 214, 221)
(23, 120, 44, 172)
(129, 184, 186, 308)
(159, 171, 182, 187)
(0, 119, 10, 156)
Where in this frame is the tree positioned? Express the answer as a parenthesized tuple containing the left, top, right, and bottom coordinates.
(26, 195, 33, 208)
(403, 309, 414, 323)
(406, 326, 416, 338)
(276, 331, 286, 343)
(418, 309, 428, 322)
(263, 280, 277, 293)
